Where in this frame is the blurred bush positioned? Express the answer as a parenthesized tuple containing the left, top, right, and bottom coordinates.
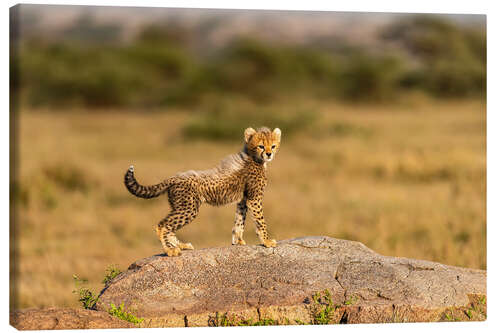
(210, 38, 339, 102)
(15, 14, 485, 109)
(337, 52, 404, 102)
(381, 15, 486, 98)
(182, 100, 317, 141)
(43, 164, 92, 193)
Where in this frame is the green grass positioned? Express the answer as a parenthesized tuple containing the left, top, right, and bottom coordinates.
(72, 275, 99, 310)
(72, 265, 122, 311)
(72, 265, 144, 325)
(212, 313, 279, 327)
(344, 295, 358, 306)
(102, 265, 122, 285)
(212, 289, 353, 326)
(108, 303, 144, 325)
(440, 295, 486, 322)
(311, 289, 340, 325)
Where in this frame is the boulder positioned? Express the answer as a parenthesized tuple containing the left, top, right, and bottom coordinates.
(96, 236, 486, 326)
(10, 307, 135, 330)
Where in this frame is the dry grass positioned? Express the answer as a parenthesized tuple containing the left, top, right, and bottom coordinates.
(11, 100, 486, 309)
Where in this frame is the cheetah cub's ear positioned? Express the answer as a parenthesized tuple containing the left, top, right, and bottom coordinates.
(273, 128, 282, 142)
(244, 127, 257, 143)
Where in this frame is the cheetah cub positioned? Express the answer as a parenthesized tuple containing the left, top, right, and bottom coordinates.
(124, 127, 281, 256)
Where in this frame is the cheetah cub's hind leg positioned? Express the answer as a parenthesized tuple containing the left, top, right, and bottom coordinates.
(156, 213, 194, 257)
(156, 223, 193, 256)
(178, 241, 194, 250)
(156, 195, 199, 256)
(156, 224, 181, 257)
(156, 218, 195, 256)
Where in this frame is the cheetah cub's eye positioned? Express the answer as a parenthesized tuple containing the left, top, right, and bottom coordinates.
(258, 145, 265, 150)
(271, 145, 276, 149)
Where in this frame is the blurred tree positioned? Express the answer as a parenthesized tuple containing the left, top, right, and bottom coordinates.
(381, 15, 486, 97)
(62, 12, 122, 44)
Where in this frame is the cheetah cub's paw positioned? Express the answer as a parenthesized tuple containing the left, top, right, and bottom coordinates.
(262, 239, 277, 248)
(232, 239, 246, 246)
(179, 242, 194, 250)
(164, 247, 182, 257)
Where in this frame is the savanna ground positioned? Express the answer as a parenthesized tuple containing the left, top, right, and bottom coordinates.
(11, 98, 485, 309)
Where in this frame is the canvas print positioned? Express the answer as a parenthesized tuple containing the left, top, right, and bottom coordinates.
(10, 4, 486, 329)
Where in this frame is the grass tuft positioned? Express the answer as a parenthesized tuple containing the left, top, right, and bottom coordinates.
(102, 265, 122, 285)
(72, 274, 99, 310)
(43, 164, 92, 192)
(311, 289, 339, 325)
(108, 302, 144, 325)
(73, 265, 123, 310)
(212, 313, 279, 327)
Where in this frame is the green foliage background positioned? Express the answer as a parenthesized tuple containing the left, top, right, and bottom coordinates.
(14, 15, 485, 109)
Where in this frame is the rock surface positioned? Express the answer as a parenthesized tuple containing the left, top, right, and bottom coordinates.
(96, 236, 487, 326)
(10, 308, 135, 330)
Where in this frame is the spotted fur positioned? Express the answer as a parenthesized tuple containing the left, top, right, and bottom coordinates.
(124, 127, 281, 256)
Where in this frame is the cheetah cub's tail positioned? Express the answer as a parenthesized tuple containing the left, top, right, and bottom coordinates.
(124, 165, 171, 199)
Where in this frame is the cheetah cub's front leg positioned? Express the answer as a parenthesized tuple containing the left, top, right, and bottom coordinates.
(247, 198, 277, 248)
(232, 199, 247, 245)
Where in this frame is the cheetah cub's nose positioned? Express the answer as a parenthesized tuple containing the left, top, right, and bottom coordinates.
(266, 153, 272, 157)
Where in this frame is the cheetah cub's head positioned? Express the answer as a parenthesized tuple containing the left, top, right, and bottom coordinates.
(244, 127, 281, 164)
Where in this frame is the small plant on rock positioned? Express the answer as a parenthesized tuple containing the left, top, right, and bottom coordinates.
(102, 265, 122, 285)
(72, 274, 99, 310)
(212, 313, 278, 326)
(344, 295, 358, 305)
(311, 289, 339, 325)
(108, 303, 144, 325)
(73, 266, 144, 325)
(73, 265, 122, 310)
